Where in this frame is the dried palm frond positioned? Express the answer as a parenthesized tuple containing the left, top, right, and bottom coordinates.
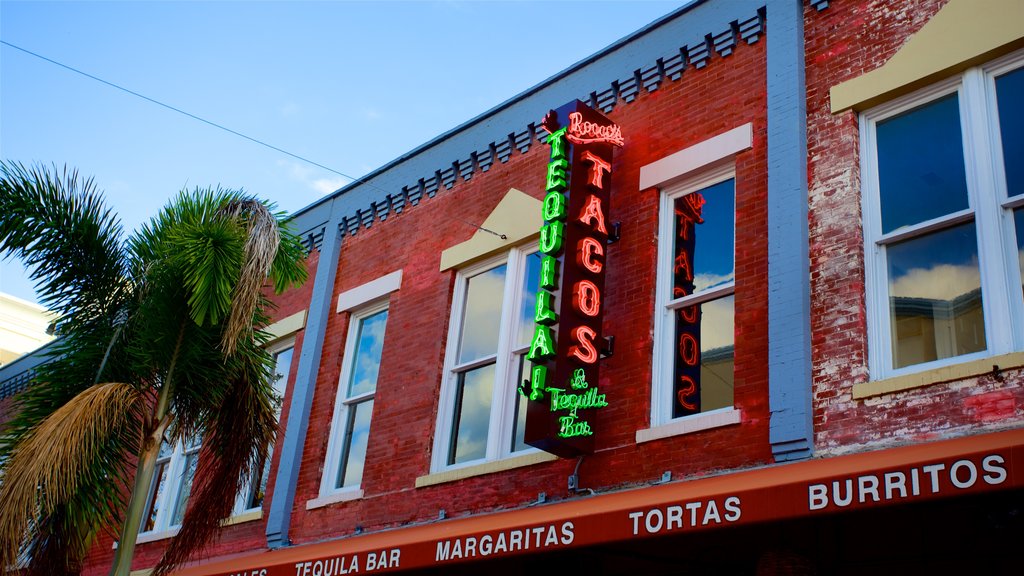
(0, 382, 142, 570)
(218, 199, 280, 355)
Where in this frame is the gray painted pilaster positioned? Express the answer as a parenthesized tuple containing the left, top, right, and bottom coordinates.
(266, 199, 345, 548)
(766, 0, 814, 461)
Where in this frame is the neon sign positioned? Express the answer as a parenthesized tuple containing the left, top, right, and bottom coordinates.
(522, 100, 622, 457)
(673, 192, 705, 416)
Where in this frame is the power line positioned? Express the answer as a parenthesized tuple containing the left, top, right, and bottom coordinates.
(0, 40, 364, 186)
(1, 40, 509, 240)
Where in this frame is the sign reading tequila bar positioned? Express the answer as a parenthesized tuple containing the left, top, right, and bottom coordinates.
(521, 100, 622, 457)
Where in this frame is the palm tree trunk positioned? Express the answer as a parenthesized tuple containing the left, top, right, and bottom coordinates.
(109, 323, 184, 576)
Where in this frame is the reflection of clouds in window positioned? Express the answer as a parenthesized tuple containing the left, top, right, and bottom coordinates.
(458, 266, 507, 363)
(349, 310, 387, 397)
(451, 363, 494, 464)
(339, 399, 373, 488)
(889, 263, 982, 301)
(700, 296, 735, 352)
(693, 272, 734, 293)
(515, 254, 542, 349)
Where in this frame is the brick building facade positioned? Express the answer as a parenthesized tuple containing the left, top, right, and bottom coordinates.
(2, 0, 1022, 574)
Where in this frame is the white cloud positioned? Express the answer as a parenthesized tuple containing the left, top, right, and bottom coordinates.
(890, 263, 981, 301)
(313, 177, 346, 195)
(278, 159, 350, 196)
(280, 102, 301, 117)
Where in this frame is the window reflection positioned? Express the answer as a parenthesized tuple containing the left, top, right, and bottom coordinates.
(337, 399, 373, 489)
(996, 67, 1023, 199)
(877, 93, 969, 233)
(887, 222, 986, 368)
(458, 265, 506, 363)
(348, 310, 387, 397)
(1015, 209, 1024, 301)
(449, 363, 494, 465)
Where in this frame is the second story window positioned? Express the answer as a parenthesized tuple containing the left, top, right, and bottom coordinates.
(233, 339, 293, 515)
(433, 247, 539, 470)
(652, 166, 736, 425)
(325, 303, 387, 492)
(861, 53, 1024, 378)
(140, 436, 199, 535)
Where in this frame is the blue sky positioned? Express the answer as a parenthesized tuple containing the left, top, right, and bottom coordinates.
(1, 0, 684, 306)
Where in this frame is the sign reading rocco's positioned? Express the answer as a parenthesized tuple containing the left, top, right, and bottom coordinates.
(521, 100, 622, 457)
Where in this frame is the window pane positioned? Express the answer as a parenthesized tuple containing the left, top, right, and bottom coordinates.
(141, 461, 168, 533)
(1015, 208, 1024, 302)
(996, 67, 1024, 199)
(510, 353, 528, 453)
(877, 93, 969, 233)
(449, 363, 494, 465)
(458, 265, 507, 363)
(271, 347, 293, 406)
(336, 399, 374, 489)
(515, 253, 542, 349)
(887, 222, 986, 368)
(348, 310, 388, 397)
(673, 179, 735, 296)
(170, 451, 199, 526)
(245, 450, 271, 510)
(672, 295, 734, 418)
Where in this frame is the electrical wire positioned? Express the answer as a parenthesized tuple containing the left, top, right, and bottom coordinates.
(1, 40, 508, 239)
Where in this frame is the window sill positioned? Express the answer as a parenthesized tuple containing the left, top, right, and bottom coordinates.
(133, 527, 179, 545)
(854, 351, 1024, 399)
(222, 510, 262, 526)
(305, 489, 364, 510)
(417, 452, 557, 488)
(636, 408, 742, 444)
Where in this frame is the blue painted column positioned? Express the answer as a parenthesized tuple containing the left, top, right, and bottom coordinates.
(766, 0, 814, 461)
(266, 199, 345, 547)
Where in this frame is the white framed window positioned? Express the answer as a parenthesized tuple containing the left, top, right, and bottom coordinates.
(232, 338, 294, 516)
(321, 302, 387, 496)
(651, 164, 736, 427)
(139, 435, 200, 536)
(861, 50, 1024, 379)
(431, 246, 540, 471)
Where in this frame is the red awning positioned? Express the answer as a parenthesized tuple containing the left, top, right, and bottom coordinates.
(173, 428, 1024, 575)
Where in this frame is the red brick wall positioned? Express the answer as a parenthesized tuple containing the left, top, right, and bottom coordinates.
(805, 0, 1024, 453)
(80, 23, 775, 574)
(283, 37, 772, 545)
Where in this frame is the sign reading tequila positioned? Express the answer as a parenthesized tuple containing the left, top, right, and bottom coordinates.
(521, 100, 621, 457)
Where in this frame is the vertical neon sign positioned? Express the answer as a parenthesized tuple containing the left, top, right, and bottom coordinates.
(673, 192, 705, 416)
(523, 100, 622, 457)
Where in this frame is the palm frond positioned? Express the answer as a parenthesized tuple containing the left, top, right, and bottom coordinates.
(0, 161, 128, 325)
(0, 382, 143, 571)
(217, 199, 280, 355)
(154, 341, 278, 576)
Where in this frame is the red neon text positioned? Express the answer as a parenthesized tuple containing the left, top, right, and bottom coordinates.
(577, 237, 604, 274)
(569, 325, 598, 364)
(578, 195, 608, 235)
(566, 112, 625, 146)
(573, 280, 601, 317)
(582, 151, 612, 189)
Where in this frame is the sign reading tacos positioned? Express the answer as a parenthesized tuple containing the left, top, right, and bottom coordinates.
(522, 100, 622, 457)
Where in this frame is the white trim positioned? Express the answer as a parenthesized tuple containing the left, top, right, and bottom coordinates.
(337, 270, 402, 313)
(431, 248, 539, 473)
(305, 488, 364, 510)
(133, 527, 180, 545)
(639, 123, 752, 190)
(636, 408, 741, 443)
(321, 302, 388, 497)
(651, 164, 737, 427)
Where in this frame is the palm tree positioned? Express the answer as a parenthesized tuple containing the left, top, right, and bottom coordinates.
(0, 162, 308, 576)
